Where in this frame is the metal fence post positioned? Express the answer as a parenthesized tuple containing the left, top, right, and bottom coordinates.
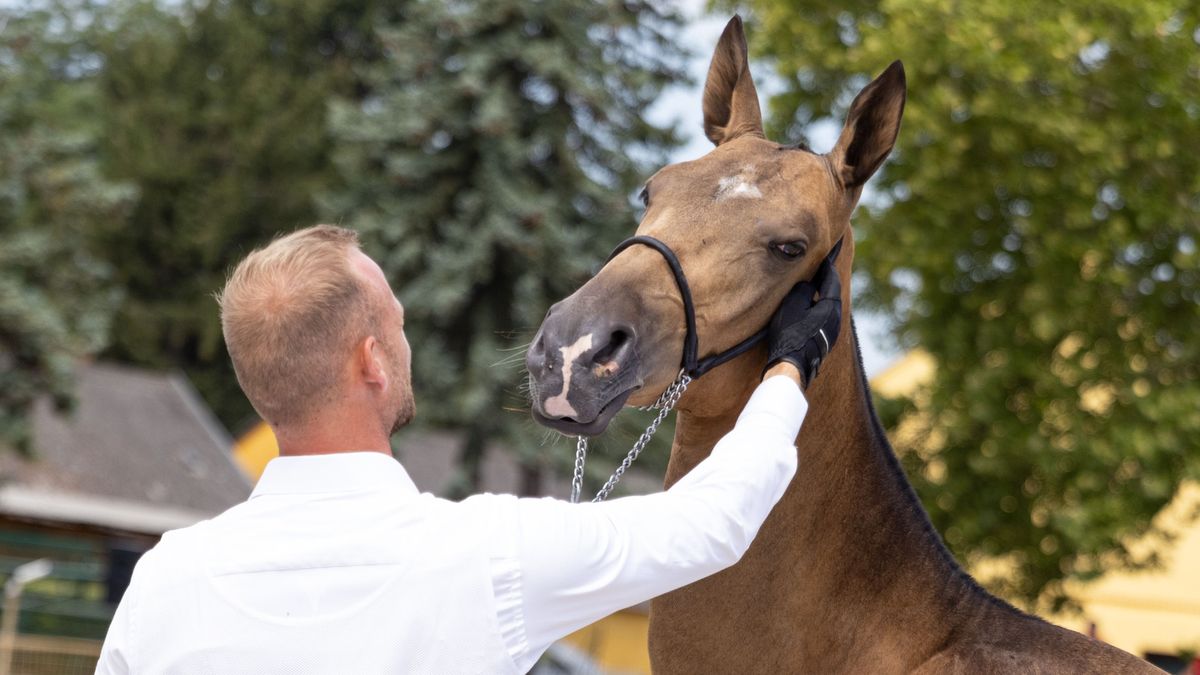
(0, 559, 54, 675)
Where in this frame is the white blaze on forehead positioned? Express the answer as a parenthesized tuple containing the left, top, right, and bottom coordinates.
(715, 166, 763, 202)
(543, 333, 593, 419)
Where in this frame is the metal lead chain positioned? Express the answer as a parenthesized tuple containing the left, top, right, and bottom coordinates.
(570, 369, 692, 503)
(570, 435, 587, 504)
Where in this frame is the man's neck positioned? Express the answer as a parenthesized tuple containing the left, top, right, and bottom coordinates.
(273, 414, 392, 457)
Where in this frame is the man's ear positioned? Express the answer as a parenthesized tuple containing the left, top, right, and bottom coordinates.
(703, 15, 764, 146)
(829, 61, 906, 190)
(360, 336, 389, 390)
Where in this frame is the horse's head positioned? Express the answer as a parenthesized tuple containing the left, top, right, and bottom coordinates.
(526, 17, 905, 436)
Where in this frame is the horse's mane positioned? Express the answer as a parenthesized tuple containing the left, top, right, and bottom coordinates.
(847, 317, 1034, 618)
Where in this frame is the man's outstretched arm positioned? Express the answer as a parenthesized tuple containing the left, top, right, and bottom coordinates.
(479, 369, 806, 670)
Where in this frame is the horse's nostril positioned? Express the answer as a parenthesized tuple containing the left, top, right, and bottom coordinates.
(592, 328, 632, 367)
(528, 332, 555, 375)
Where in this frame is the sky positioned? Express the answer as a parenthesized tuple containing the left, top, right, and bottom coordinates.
(645, 3, 901, 377)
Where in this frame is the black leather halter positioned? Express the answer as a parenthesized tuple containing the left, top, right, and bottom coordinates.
(604, 235, 845, 380)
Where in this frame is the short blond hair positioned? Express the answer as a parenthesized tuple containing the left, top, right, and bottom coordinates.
(217, 225, 372, 426)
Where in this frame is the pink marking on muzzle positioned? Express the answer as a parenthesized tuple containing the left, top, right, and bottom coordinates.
(543, 333, 593, 418)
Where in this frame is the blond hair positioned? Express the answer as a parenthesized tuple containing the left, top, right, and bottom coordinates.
(217, 225, 372, 426)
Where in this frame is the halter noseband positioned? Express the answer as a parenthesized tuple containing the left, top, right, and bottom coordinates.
(604, 235, 845, 380)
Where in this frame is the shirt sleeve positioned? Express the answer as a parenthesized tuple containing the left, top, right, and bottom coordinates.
(502, 374, 806, 669)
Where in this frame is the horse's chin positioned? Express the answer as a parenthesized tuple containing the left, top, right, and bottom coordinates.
(532, 387, 635, 437)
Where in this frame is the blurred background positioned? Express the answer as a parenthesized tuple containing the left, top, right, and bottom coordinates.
(0, 0, 1197, 672)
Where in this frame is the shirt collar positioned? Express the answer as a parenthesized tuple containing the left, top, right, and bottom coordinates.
(251, 452, 419, 499)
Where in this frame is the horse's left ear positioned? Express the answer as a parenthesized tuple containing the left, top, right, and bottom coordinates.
(829, 61, 906, 190)
(703, 16, 764, 146)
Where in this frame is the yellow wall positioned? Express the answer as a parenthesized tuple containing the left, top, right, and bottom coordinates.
(232, 422, 278, 483)
(563, 609, 652, 674)
(872, 349, 936, 399)
(1051, 482, 1200, 658)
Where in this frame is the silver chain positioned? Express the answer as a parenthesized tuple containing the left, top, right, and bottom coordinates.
(569, 435, 588, 504)
(570, 369, 692, 503)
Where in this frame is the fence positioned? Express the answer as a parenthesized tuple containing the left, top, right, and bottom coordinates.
(1, 634, 100, 675)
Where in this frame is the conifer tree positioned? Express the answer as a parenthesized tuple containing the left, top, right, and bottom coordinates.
(324, 0, 686, 494)
(0, 2, 134, 451)
(94, 0, 391, 427)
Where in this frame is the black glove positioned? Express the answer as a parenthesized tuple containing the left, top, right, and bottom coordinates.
(765, 257, 842, 389)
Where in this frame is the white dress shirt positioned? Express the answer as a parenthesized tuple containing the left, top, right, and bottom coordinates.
(96, 375, 805, 674)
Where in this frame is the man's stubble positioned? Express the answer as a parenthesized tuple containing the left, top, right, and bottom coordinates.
(385, 338, 415, 436)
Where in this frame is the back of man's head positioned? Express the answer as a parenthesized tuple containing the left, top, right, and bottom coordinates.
(218, 225, 371, 427)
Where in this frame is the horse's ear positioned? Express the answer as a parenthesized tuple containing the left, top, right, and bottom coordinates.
(829, 61, 906, 190)
(703, 16, 764, 146)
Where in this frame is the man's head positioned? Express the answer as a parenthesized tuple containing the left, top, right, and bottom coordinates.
(218, 225, 414, 440)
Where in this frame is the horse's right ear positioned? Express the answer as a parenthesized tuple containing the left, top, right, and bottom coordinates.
(703, 16, 764, 146)
(829, 61, 906, 190)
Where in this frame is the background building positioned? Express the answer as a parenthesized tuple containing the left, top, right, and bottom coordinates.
(0, 363, 249, 673)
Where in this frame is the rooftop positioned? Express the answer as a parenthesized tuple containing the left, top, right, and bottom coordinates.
(0, 362, 250, 533)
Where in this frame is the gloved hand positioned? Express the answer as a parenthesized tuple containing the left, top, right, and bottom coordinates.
(765, 257, 842, 389)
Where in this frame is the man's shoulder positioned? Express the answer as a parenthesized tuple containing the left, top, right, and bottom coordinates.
(140, 517, 216, 567)
(140, 497, 257, 567)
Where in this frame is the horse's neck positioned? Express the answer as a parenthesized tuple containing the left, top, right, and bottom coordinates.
(659, 319, 989, 667)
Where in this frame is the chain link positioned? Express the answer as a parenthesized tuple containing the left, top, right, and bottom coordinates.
(569, 369, 691, 503)
(570, 435, 587, 504)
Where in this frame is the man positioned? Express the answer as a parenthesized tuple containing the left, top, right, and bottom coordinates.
(97, 224, 838, 673)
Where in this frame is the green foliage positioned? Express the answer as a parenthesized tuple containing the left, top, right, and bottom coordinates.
(0, 3, 133, 452)
(743, 0, 1200, 605)
(324, 0, 686, 493)
(94, 0, 391, 428)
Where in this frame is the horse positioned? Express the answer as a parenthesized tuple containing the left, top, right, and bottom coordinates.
(524, 16, 1159, 674)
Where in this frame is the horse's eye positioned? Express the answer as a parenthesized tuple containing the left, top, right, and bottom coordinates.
(639, 187, 650, 207)
(772, 241, 807, 259)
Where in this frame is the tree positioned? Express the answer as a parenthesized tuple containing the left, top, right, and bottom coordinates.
(0, 4, 134, 447)
(94, 0, 392, 428)
(0, 2, 134, 451)
(324, 0, 686, 495)
(741, 0, 1200, 606)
